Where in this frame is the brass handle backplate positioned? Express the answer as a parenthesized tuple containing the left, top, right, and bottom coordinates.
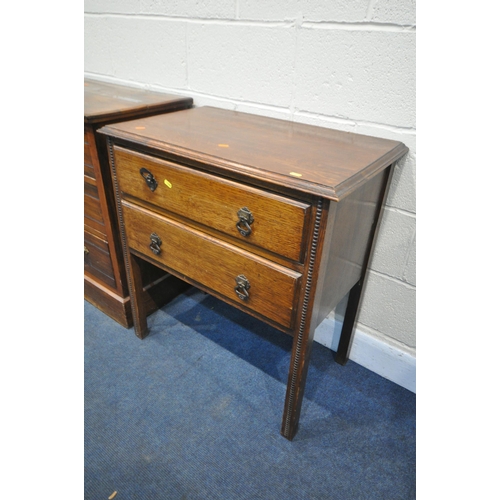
(234, 274, 250, 301)
(236, 207, 254, 237)
(140, 167, 158, 192)
(149, 233, 162, 255)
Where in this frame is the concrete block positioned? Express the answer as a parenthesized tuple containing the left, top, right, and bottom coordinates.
(386, 153, 416, 213)
(85, 0, 137, 13)
(352, 125, 415, 213)
(370, 0, 416, 25)
(370, 208, 416, 280)
(234, 103, 294, 121)
(190, 95, 238, 111)
(300, 0, 371, 22)
(292, 111, 358, 133)
(85, 0, 235, 18)
(358, 271, 416, 348)
(295, 28, 416, 128)
(84, 17, 187, 89)
(144, 0, 236, 18)
(238, 0, 371, 23)
(84, 17, 114, 76)
(403, 233, 416, 286)
(187, 23, 295, 107)
(238, 0, 299, 21)
(357, 123, 416, 147)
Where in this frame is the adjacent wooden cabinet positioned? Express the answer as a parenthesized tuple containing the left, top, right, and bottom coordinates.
(100, 106, 408, 440)
(84, 79, 193, 327)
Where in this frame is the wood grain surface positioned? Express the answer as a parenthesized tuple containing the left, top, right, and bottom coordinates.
(122, 201, 302, 329)
(101, 106, 408, 200)
(114, 146, 311, 262)
(84, 79, 193, 124)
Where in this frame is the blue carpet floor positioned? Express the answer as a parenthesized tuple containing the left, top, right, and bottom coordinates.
(85, 288, 416, 499)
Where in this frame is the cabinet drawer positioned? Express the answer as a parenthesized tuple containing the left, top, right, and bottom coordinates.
(84, 142, 95, 178)
(84, 128, 96, 179)
(84, 177, 105, 231)
(114, 147, 310, 262)
(122, 201, 301, 329)
(84, 231, 116, 288)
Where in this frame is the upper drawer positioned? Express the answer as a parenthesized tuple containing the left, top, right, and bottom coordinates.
(113, 146, 310, 262)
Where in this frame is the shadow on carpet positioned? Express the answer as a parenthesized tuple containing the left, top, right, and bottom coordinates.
(85, 288, 415, 499)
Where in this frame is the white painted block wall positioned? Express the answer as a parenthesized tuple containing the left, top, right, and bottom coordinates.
(84, 0, 416, 392)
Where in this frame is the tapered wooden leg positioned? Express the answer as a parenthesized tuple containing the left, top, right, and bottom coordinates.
(280, 324, 315, 440)
(280, 197, 327, 440)
(335, 280, 363, 365)
(335, 164, 396, 366)
(128, 252, 149, 339)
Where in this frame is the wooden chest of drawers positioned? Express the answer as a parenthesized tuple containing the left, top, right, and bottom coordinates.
(100, 106, 408, 440)
(84, 79, 193, 327)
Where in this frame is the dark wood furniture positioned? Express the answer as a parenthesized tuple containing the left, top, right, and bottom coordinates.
(100, 106, 408, 440)
(84, 79, 193, 327)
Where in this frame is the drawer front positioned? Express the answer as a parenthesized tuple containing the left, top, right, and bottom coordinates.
(122, 202, 301, 329)
(84, 127, 96, 179)
(84, 230, 116, 288)
(114, 147, 310, 262)
(84, 177, 105, 234)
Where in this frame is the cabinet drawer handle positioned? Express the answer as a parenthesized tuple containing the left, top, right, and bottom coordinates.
(234, 274, 250, 301)
(140, 167, 158, 192)
(149, 233, 162, 255)
(236, 207, 254, 237)
(84, 246, 89, 255)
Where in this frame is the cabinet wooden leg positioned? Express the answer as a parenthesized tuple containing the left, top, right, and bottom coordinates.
(280, 325, 315, 441)
(128, 253, 149, 339)
(335, 280, 362, 365)
(280, 197, 326, 440)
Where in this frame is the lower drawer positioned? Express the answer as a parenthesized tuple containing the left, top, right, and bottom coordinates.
(84, 231, 116, 289)
(122, 201, 301, 329)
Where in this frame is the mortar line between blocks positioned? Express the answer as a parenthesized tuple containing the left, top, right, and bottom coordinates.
(365, 0, 376, 22)
(301, 21, 416, 32)
(84, 12, 295, 29)
(367, 269, 416, 290)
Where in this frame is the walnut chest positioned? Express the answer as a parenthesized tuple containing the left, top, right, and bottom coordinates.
(84, 79, 193, 327)
(100, 106, 408, 439)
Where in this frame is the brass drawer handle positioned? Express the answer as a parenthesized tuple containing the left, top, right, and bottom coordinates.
(234, 274, 250, 301)
(149, 233, 162, 255)
(140, 167, 158, 192)
(84, 246, 89, 255)
(236, 207, 254, 237)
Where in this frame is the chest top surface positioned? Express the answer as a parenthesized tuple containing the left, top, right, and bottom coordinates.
(101, 106, 407, 201)
(84, 79, 192, 125)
